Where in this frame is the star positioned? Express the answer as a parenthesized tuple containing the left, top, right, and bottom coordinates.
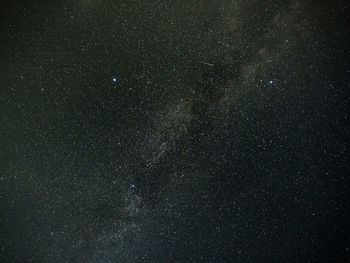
(112, 74, 121, 85)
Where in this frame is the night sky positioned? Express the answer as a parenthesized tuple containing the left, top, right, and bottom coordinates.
(1, 0, 350, 262)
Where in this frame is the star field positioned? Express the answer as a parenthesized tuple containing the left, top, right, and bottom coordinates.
(1, 0, 349, 262)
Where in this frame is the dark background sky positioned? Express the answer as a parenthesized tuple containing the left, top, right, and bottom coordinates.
(1, 0, 349, 262)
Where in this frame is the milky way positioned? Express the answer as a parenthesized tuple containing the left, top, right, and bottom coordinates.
(1, 0, 349, 262)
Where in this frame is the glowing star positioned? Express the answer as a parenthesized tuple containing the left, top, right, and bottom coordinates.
(111, 73, 121, 85)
